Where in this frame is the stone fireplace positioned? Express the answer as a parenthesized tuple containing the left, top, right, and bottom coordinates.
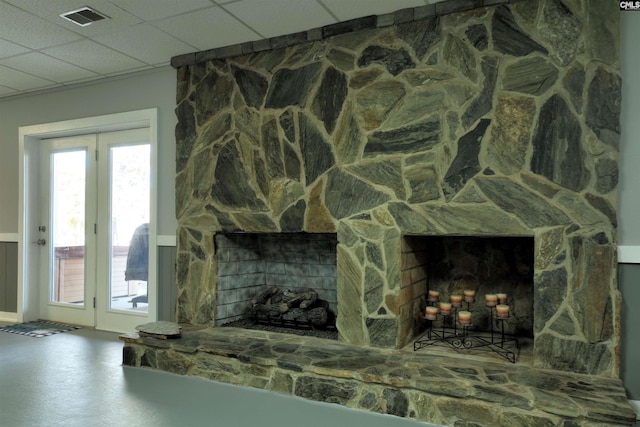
(120, 0, 636, 424)
(173, 0, 621, 377)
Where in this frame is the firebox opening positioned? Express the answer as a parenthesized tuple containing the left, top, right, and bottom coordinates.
(215, 232, 338, 339)
(403, 235, 535, 343)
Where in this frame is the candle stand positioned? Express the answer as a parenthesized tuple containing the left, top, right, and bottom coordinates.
(413, 299, 519, 363)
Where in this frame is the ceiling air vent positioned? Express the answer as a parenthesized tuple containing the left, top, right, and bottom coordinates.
(60, 6, 109, 27)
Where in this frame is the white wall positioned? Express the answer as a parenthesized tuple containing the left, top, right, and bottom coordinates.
(0, 66, 177, 236)
(619, 12, 640, 246)
(609, 10, 640, 406)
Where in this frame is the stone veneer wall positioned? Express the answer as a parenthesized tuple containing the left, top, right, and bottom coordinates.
(172, 0, 621, 377)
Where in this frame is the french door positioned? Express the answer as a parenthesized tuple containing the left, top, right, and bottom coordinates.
(38, 128, 152, 331)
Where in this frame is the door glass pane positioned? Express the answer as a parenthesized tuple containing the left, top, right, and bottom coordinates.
(109, 144, 150, 312)
(51, 150, 86, 305)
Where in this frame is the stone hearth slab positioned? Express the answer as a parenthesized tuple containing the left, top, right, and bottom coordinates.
(120, 326, 635, 426)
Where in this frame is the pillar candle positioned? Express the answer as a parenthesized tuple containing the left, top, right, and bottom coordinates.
(497, 293, 507, 304)
(496, 304, 510, 319)
(450, 294, 462, 308)
(439, 302, 452, 315)
(463, 289, 476, 302)
(458, 310, 472, 325)
(425, 306, 439, 320)
(428, 290, 440, 302)
(485, 294, 498, 307)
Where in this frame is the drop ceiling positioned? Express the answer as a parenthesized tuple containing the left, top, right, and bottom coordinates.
(0, 0, 445, 100)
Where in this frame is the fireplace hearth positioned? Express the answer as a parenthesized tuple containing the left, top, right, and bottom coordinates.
(121, 325, 635, 425)
(124, 0, 634, 424)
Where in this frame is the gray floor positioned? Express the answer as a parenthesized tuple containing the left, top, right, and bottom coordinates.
(0, 325, 435, 427)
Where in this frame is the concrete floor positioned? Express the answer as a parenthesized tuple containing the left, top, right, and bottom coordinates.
(0, 324, 435, 427)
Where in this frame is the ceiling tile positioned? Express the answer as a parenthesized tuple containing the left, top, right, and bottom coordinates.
(320, 0, 427, 21)
(0, 52, 98, 83)
(0, 85, 19, 97)
(0, 65, 56, 91)
(4, 0, 142, 37)
(94, 24, 196, 65)
(0, 0, 451, 99)
(0, 2, 81, 50)
(42, 40, 147, 75)
(109, 0, 215, 22)
(0, 39, 30, 59)
(223, 0, 336, 38)
(153, 6, 260, 51)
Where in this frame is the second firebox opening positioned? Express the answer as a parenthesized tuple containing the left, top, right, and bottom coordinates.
(404, 235, 535, 340)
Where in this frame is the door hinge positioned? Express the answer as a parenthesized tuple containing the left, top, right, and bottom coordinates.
(94, 223, 97, 234)
(95, 149, 99, 161)
(93, 297, 96, 308)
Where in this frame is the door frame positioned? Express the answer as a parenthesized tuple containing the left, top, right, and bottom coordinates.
(18, 109, 158, 331)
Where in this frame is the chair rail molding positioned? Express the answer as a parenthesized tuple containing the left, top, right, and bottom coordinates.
(157, 235, 176, 247)
(618, 245, 640, 263)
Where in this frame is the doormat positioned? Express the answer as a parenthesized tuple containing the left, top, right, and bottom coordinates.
(0, 320, 81, 338)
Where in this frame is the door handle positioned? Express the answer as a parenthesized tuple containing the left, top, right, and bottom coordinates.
(33, 238, 46, 246)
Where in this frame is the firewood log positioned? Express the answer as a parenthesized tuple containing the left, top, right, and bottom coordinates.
(282, 308, 305, 322)
(254, 303, 282, 319)
(251, 287, 280, 306)
(308, 307, 328, 326)
(282, 289, 318, 309)
(280, 306, 329, 326)
(314, 299, 329, 309)
(299, 292, 318, 309)
(278, 303, 289, 313)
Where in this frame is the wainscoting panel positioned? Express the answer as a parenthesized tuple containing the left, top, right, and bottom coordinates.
(0, 242, 18, 313)
(0, 241, 176, 320)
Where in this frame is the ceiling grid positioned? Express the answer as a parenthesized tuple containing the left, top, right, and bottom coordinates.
(0, 0, 439, 99)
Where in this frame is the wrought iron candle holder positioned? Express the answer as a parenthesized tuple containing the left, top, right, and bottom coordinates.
(414, 293, 519, 363)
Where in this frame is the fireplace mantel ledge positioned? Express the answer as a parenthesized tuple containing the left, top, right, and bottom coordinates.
(120, 325, 635, 426)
